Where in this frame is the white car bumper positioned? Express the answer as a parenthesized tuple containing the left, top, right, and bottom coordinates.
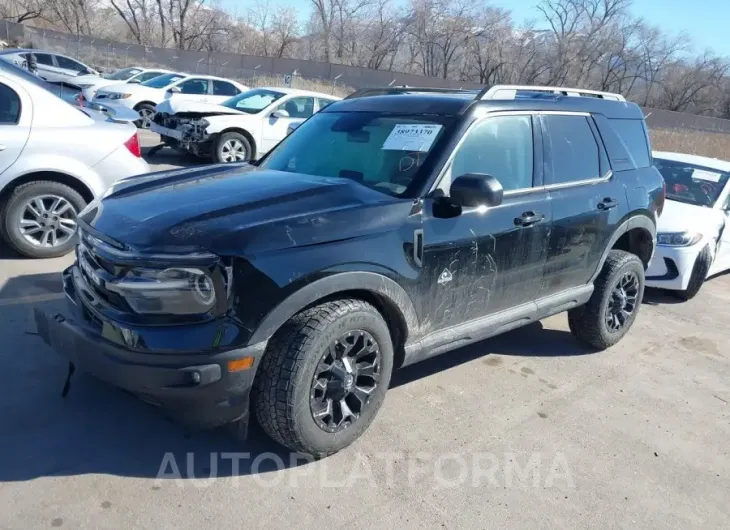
(645, 243, 703, 291)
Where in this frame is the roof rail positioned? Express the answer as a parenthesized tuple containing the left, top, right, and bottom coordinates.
(479, 85, 626, 102)
(345, 86, 478, 99)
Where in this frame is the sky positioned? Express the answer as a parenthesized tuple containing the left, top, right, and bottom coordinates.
(221, 0, 730, 57)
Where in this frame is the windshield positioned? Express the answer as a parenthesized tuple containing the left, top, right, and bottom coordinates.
(222, 88, 285, 113)
(104, 67, 141, 81)
(142, 73, 184, 88)
(654, 158, 730, 207)
(260, 112, 452, 196)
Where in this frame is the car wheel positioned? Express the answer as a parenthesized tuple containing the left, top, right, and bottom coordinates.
(568, 250, 645, 350)
(213, 132, 251, 163)
(0, 181, 86, 259)
(676, 245, 712, 301)
(134, 103, 156, 129)
(253, 299, 393, 457)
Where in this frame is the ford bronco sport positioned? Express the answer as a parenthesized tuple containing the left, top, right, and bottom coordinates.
(35, 85, 665, 456)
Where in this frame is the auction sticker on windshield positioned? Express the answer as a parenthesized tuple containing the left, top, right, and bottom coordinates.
(691, 168, 722, 183)
(382, 124, 442, 152)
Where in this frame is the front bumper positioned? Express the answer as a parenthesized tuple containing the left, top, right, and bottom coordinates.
(35, 267, 266, 429)
(645, 243, 703, 291)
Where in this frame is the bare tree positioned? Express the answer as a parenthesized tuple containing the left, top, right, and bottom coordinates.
(0, 0, 44, 23)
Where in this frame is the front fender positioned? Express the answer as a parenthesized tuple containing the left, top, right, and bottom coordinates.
(247, 272, 419, 346)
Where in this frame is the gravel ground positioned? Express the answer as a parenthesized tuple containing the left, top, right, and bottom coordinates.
(0, 133, 728, 529)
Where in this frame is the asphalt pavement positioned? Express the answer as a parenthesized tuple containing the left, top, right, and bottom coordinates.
(0, 132, 728, 529)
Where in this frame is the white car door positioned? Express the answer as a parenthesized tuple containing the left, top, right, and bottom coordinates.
(165, 78, 212, 104)
(711, 194, 730, 274)
(260, 96, 316, 154)
(0, 78, 31, 175)
(210, 80, 242, 105)
(33, 53, 60, 82)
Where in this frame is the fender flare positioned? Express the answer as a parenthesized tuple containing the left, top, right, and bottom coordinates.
(589, 214, 657, 283)
(248, 272, 420, 345)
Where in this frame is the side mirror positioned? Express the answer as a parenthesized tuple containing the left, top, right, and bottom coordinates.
(271, 109, 289, 119)
(128, 78, 141, 84)
(450, 173, 504, 208)
(168, 86, 182, 93)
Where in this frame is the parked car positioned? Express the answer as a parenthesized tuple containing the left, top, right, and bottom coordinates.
(646, 151, 730, 299)
(34, 85, 664, 456)
(0, 60, 149, 258)
(0, 48, 99, 84)
(93, 73, 248, 129)
(72, 66, 173, 101)
(151, 87, 341, 163)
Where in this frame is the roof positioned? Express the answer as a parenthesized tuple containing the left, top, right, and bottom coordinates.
(325, 89, 643, 118)
(259, 86, 342, 98)
(653, 151, 730, 173)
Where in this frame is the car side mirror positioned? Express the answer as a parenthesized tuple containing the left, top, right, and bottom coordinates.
(450, 173, 504, 208)
(168, 86, 182, 93)
(128, 79, 141, 84)
(271, 109, 289, 119)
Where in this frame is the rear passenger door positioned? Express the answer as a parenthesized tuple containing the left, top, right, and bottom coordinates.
(210, 80, 241, 104)
(170, 78, 210, 103)
(417, 113, 552, 330)
(539, 113, 627, 297)
(33, 53, 58, 82)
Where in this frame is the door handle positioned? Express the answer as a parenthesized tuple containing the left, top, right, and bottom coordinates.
(514, 211, 544, 227)
(598, 197, 619, 210)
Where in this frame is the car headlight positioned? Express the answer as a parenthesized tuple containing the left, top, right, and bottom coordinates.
(657, 231, 702, 247)
(105, 267, 221, 315)
(109, 93, 131, 100)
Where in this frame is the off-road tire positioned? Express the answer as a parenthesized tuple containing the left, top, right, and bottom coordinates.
(676, 245, 712, 301)
(252, 299, 394, 457)
(0, 181, 86, 259)
(212, 132, 252, 164)
(568, 250, 645, 350)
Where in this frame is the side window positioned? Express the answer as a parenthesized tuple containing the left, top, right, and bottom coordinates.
(135, 71, 164, 82)
(177, 78, 209, 95)
(35, 53, 54, 66)
(213, 81, 239, 96)
(0, 83, 21, 124)
(276, 97, 315, 119)
(609, 118, 651, 168)
(55, 56, 84, 72)
(318, 98, 337, 110)
(448, 115, 534, 192)
(542, 115, 601, 184)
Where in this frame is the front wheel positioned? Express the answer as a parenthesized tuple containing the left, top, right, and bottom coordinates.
(212, 132, 252, 163)
(253, 299, 394, 457)
(568, 250, 645, 350)
(676, 245, 712, 301)
(0, 181, 86, 259)
(134, 103, 156, 129)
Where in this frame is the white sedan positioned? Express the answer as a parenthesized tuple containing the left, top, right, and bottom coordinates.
(151, 87, 341, 163)
(93, 73, 248, 129)
(72, 66, 172, 101)
(646, 151, 730, 299)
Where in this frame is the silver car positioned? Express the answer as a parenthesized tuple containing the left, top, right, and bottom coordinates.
(0, 48, 99, 84)
(0, 61, 150, 258)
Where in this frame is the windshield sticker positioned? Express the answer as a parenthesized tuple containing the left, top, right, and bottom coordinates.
(692, 169, 722, 183)
(382, 124, 442, 152)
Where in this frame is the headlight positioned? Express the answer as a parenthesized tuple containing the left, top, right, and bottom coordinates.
(106, 267, 220, 315)
(109, 93, 131, 100)
(657, 232, 702, 247)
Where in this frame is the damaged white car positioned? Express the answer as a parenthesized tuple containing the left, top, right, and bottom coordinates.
(151, 87, 341, 163)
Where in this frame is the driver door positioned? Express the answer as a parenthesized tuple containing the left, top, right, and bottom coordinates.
(710, 194, 730, 276)
(166, 78, 211, 104)
(261, 96, 315, 154)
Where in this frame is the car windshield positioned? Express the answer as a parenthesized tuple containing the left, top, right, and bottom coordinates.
(142, 73, 184, 88)
(654, 158, 730, 207)
(260, 112, 452, 196)
(104, 67, 141, 80)
(222, 88, 285, 113)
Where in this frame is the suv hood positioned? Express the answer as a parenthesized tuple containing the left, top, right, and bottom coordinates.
(658, 199, 724, 234)
(83, 165, 408, 255)
(155, 99, 242, 116)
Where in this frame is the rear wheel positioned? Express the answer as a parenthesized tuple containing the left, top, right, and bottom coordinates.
(213, 132, 252, 163)
(0, 181, 86, 259)
(568, 250, 645, 350)
(676, 245, 712, 301)
(134, 103, 156, 129)
(253, 299, 393, 457)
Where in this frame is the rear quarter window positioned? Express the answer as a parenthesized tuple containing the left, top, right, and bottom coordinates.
(609, 119, 651, 168)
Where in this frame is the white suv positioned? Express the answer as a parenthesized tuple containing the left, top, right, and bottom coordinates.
(93, 73, 248, 128)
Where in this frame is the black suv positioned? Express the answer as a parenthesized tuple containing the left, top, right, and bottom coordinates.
(35, 85, 665, 456)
